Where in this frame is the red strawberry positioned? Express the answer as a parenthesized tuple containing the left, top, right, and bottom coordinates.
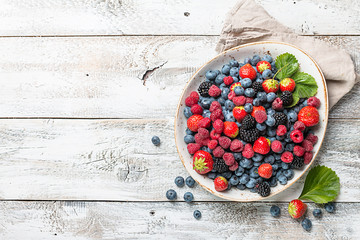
(298, 106, 319, 127)
(258, 163, 272, 179)
(193, 150, 213, 174)
(288, 199, 307, 219)
(223, 121, 239, 138)
(239, 63, 257, 80)
(280, 78, 296, 92)
(187, 115, 204, 132)
(233, 106, 247, 122)
(251, 106, 266, 118)
(262, 79, 280, 93)
(253, 137, 270, 155)
(214, 176, 228, 192)
(256, 60, 271, 74)
(230, 82, 242, 92)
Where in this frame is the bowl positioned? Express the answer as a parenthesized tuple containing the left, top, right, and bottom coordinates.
(174, 41, 328, 201)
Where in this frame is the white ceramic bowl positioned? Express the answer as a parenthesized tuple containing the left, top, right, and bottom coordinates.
(175, 41, 328, 201)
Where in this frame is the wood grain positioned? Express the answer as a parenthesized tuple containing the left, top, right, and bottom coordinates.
(0, 0, 359, 36)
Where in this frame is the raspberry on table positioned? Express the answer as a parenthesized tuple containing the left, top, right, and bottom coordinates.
(185, 96, 198, 107)
(208, 85, 221, 97)
(213, 146, 225, 158)
(294, 121, 306, 131)
(290, 130, 304, 143)
(191, 104, 203, 115)
(190, 91, 200, 102)
(242, 143, 255, 159)
(271, 140, 283, 153)
(198, 117, 211, 129)
(272, 97, 283, 111)
(305, 133, 318, 145)
(301, 140, 314, 152)
(230, 139, 244, 152)
(208, 140, 218, 150)
(254, 110, 267, 123)
(210, 109, 224, 122)
(233, 96, 246, 106)
(187, 143, 201, 154)
(223, 152, 235, 166)
(228, 91, 236, 100)
(307, 96, 321, 108)
(276, 125, 287, 136)
(224, 76, 234, 85)
(281, 151, 293, 163)
(293, 145, 305, 157)
(210, 130, 221, 140)
(218, 136, 231, 149)
(197, 128, 209, 139)
(209, 101, 221, 112)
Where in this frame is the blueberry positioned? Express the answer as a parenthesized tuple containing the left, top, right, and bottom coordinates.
(229, 59, 239, 67)
(246, 178, 257, 188)
(303, 100, 308, 106)
(185, 128, 194, 135)
(239, 174, 250, 184)
(288, 111, 297, 122)
(206, 70, 217, 80)
(215, 74, 225, 85)
(184, 192, 194, 202)
(266, 92, 276, 102)
(244, 103, 253, 113)
(313, 209, 322, 218)
(244, 88, 255, 97)
(221, 88, 230, 99)
(263, 55, 273, 62)
(294, 106, 301, 113)
(240, 158, 253, 169)
(267, 127, 276, 137)
(283, 109, 288, 114)
(281, 162, 290, 170)
(270, 177, 278, 187)
(184, 135, 195, 144)
(237, 184, 246, 190)
(234, 153, 242, 161)
(249, 167, 259, 178)
(253, 161, 261, 167)
(276, 135, 285, 141)
(222, 64, 231, 75)
(234, 86, 244, 96)
(184, 107, 192, 118)
(264, 155, 275, 164)
(227, 184, 232, 190)
(235, 166, 245, 176)
(262, 69, 272, 79)
(270, 61, 276, 69)
(256, 123, 267, 131)
(263, 103, 271, 109)
(222, 171, 232, 179)
(233, 77, 239, 82)
(225, 100, 235, 111)
(201, 146, 212, 154)
(203, 110, 211, 118)
(269, 137, 276, 142)
(175, 176, 185, 187)
(151, 136, 161, 146)
(244, 57, 251, 64)
(200, 99, 211, 109)
(229, 175, 239, 185)
(185, 176, 195, 188)
(267, 108, 275, 115)
(207, 172, 217, 180)
(252, 153, 264, 162)
(274, 154, 281, 161)
(256, 92, 267, 102)
(283, 169, 294, 180)
(285, 143, 295, 152)
(301, 218, 312, 231)
(250, 55, 261, 66)
(272, 163, 279, 171)
(265, 115, 275, 127)
(230, 67, 239, 77)
(218, 97, 226, 106)
(166, 189, 177, 200)
(325, 202, 335, 213)
(193, 210, 202, 220)
(252, 98, 260, 106)
(278, 175, 287, 185)
(240, 78, 252, 88)
(270, 205, 281, 217)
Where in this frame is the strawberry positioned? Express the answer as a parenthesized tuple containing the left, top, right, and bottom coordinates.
(253, 136, 270, 155)
(280, 78, 296, 92)
(230, 82, 242, 92)
(256, 60, 271, 74)
(262, 79, 279, 93)
(298, 106, 319, 127)
(288, 199, 307, 219)
(239, 63, 257, 80)
(251, 106, 266, 118)
(258, 163, 272, 179)
(187, 115, 204, 132)
(233, 106, 247, 122)
(223, 121, 239, 138)
(193, 150, 213, 174)
(214, 176, 228, 192)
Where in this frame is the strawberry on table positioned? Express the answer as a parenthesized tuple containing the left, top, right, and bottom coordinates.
(239, 63, 257, 80)
(262, 79, 280, 93)
(298, 106, 319, 127)
(187, 114, 204, 132)
(214, 176, 228, 192)
(279, 78, 296, 92)
(256, 60, 271, 74)
(193, 150, 213, 174)
(288, 199, 307, 219)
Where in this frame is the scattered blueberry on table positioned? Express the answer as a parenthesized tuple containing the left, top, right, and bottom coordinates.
(313, 209, 322, 218)
(301, 218, 312, 231)
(174, 176, 185, 187)
(193, 210, 202, 220)
(151, 136, 160, 146)
(166, 189, 177, 200)
(270, 205, 281, 217)
(185, 176, 195, 188)
(325, 202, 335, 213)
(184, 192, 194, 202)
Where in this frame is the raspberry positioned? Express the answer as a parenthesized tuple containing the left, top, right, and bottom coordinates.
(187, 143, 201, 154)
(276, 125, 287, 136)
(233, 96, 246, 106)
(305, 133, 318, 145)
(210, 109, 224, 122)
(191, 104, 203, 115)
(209, 101, 221, 112)
(272, 98, 283, 111)
(293, 145, 305, 157)
(294, 121, 306, 131)
(281, 151, 293, 163)
(228, 91, 236, 100)
(197, 128, 209, 139)
(242, 143, 254, 159)
(208, 140, 218, 150)
(223, 152, 235, 166)
(230, 139, 244, 152)
(213, 119, 224, 134)
(190, 91, 199, 102)
(290, 130, 304, 143)
(198, 117, 211, 129)
(213, 146, 225, 158)
(219, 136, 231, 149)
(208, 85, 221, 97)
(254, 110, 267, 123)
(229, 161, 239, 171)
(224, 76, 234, 85)
(185, 96, 198, 107)
(210, 130, 221, 140)
(246, 97, 253, 104)
(201, 138, 210, 146)
(301, 140, 313, 152)
(307, 96, 321, 108)
(304, 151, 313, 164)
(194, 133, 203, 145)
(271, 140, 283, 153)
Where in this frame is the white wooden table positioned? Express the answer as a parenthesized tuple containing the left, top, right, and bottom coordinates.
(0, 0, 359, 239)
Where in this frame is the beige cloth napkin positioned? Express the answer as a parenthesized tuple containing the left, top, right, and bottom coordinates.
(216, 0, 360, 109)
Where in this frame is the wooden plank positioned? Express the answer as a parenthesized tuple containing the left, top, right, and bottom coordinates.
(0, 0, 359, 36)
(0, 201, 358, 239)
(0, 118, 357, 202)
(0, 36, 357, 118)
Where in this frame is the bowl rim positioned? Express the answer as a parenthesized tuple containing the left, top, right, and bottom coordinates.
(174, 41, 329, 202)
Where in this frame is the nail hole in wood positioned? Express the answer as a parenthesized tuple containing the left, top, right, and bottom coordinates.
(150, 210, 155, 216)
(184, 12, 190, 17)
(86, 74, 89, 76)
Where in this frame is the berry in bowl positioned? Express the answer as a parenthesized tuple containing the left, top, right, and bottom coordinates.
(175, 41, 328, 201)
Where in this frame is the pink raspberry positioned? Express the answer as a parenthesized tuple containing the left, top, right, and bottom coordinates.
(187, 143, 201, 154)
(228, 91, 236, 100)
(208, 85, 221, 97)
(276, 125, 287, 136)
(223, 152, 235, 166)
(197, 128, 209, 139)
(293, 145, 305, 157)
(307, 96, 321, 108)
(219, 136, 231, 149)
(301, 140, 313, 152)
(245, 97, 253, 104)
(281, 151, 293, 163)
(242, 143, 254, 159)
(233, 96, 246, 106)
(201, 138, 210, 146)
(185, 96, 198, 107)
(213, 146, 225, 158)
(208, 140, 218, 150)
(271, 140, 283, 153)
(209, 101, 221, 112)
(213, 119, 224, 134)
(190, 91, 199, 102)
(304, 151, 313, 164)
(210, 130, 221, 140)
(290, 130, 304, 143)
(229, 161, 239, 171)
(210, 109, 224, 122)
(224, 76, 234, 85)
(294, 121, 306, 131)
(191, 104, 203, 115)
(272, 97, 283, 111)
(198, 117, 211, 129)
(305, 133, 318, 145)
(230, 139, 244, 152)
(194, 134, 204, 146)
(254, 111, 267, 123)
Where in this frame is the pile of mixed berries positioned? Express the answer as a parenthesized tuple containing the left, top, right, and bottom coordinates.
(183, 54, 321, 197)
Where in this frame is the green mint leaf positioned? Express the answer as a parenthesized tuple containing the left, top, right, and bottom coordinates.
(292, 72, 318, 98)
(275, 53, 299, 80)
(299, 166, 340, 203)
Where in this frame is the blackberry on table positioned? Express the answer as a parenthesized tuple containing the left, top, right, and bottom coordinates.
(280, 91, 293, 106)
(239, 127, 260, 143)
(252, 81, 263, 94)
(198, 82, 212, 97)
(242, 114, 256, 130)
(213, 158, 229, 173)
(256, 181, 271, 197)
(273, 112, 288, 127)
(291, 156, 304, 169)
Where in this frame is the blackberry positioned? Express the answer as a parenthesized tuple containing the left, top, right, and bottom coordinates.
(198, 82, 212, 97)
(280, 91, 293, 106)
(242, 114, 256, 130)
(239, 127, 260, 143)
(273, 112, 288, 126)
(252, 81, 263, 94)
(256, 181, 271, 197)
(291, 156, 304, 169)
(213, 158, 229, 173)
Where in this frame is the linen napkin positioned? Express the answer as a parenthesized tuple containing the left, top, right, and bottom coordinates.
(216, 0, 360, 108)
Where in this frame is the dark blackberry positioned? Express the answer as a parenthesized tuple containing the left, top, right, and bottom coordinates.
(280, 91, 293, 106)
(256, 181, 271, 197)
(213, 158, 229, 173)
(291, 156, 304, 169)
(252, 81, 263, 94)
(273, 112, 288, 126)
(239, 127, 260, 143)
(198, 82, 212, 97)
(242, 114, 256, 130)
